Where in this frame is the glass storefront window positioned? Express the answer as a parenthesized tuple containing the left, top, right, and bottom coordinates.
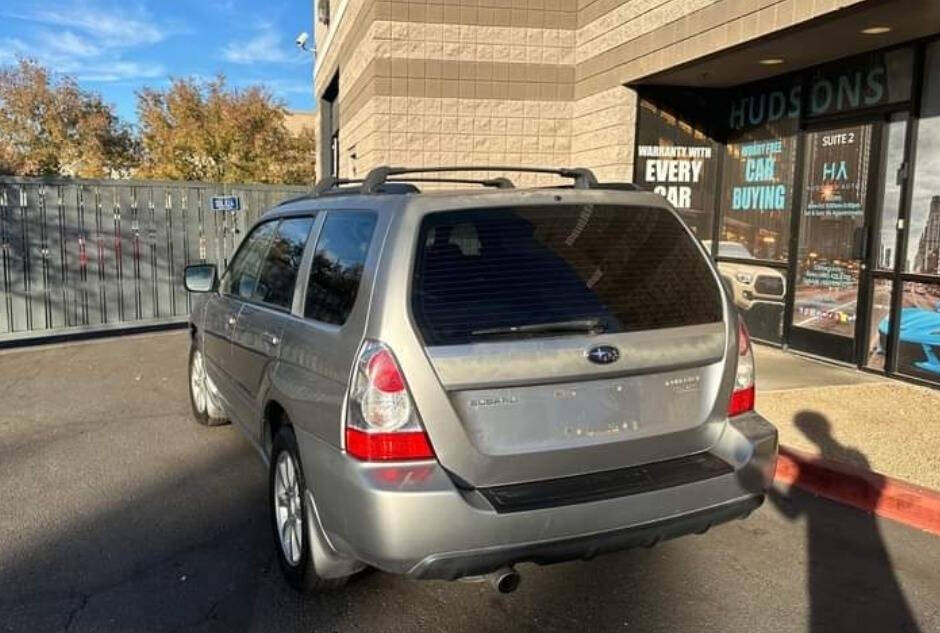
(720, 133, 798, 261)
(634, 100, 719, 241)
(791, 124, 874, 340)
(866, 278, 894, 370)
(712, 260, 786, 343)
(909, 42, 940, 276)
(719, 72, 800, 263)
(875, 116, 907, 270)
(632, 42, 938, 377)
(897, 281, 940, 382)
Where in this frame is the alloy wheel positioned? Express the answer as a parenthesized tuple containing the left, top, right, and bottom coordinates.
(274, 451, 304, 566)
(190, 349, 207, 414)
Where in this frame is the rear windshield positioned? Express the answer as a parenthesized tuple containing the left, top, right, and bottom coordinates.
(412, 204, 723, 346)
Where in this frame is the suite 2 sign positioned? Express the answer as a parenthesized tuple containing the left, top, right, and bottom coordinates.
(638, 145, 712, 209)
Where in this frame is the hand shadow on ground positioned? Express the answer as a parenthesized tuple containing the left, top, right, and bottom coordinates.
(768, 410, 921, 633)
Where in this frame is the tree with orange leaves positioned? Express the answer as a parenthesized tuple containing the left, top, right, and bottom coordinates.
(136, 75, 316, 185)
(0, 59, 138, 178)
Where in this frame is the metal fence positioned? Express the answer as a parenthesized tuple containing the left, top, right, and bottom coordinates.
(0, 177, 306, 343)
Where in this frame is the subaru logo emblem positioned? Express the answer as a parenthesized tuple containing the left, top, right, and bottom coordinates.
(586, 345, 620, 365)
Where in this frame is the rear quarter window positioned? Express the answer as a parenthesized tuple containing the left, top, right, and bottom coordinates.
(412, 204, 723, 345)
(304, 212, 377, 326)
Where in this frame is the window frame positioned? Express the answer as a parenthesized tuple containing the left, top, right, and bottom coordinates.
(905, 39, 940, 280)
(251, 215, 318, 312)
(300, 209, 379, 328)
(220, 214, 319, 315)
(219, 219, 280, 303)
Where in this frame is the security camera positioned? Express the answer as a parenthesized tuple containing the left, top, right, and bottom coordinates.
(295, 32, 309, 50)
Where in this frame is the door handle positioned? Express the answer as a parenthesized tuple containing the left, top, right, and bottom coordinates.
(227, 316, 237, 327)
(263, 333, 280, 347)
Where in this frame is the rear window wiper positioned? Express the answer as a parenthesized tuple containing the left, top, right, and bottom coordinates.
(471, 318, 607, 337)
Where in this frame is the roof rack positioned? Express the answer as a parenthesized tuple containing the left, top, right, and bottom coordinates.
(361, 166, 598, 194)
(309, 174, 511, 198)
(307, 165, 642, 198)
(311, 177, 417, 197)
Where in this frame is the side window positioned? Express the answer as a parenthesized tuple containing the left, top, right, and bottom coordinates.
(304, 212, 377, 325)
(220, 221, 278, 299)
(253, 217, 315, 309)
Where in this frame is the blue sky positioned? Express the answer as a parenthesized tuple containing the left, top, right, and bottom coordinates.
(0, 0, 314, 124)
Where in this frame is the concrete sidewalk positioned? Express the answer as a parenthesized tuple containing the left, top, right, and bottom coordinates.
(754, 344, 940, 491)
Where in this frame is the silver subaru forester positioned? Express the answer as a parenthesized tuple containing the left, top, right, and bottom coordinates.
(183, 166, 778, 594)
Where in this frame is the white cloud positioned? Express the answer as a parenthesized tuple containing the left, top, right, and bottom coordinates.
(74, 61, 166, 83)
(1, 2, 181, 47)
(38, 31, 101, 58)
(0, 37, 165, 83)
(221, 25, 304, 65)
(0, 2, 180, 83)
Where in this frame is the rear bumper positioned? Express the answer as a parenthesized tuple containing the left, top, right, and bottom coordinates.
(296, 412, 777, 579)
(410, 494, 762, 579)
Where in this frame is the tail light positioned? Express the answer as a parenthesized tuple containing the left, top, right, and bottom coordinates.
(728, 318, 755, 417)
(345, 340, 434, 461)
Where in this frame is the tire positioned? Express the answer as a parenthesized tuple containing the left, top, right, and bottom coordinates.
(188, 343, 228, 427)
(270, 426, 348, 593)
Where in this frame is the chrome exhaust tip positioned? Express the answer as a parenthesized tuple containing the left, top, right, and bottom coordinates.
(487, 567, 521, 594)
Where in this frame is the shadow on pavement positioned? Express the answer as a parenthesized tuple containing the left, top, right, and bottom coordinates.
(0, 440, 272, 632)
(1, 372, 933, 632)
(768, 410, 921, 633)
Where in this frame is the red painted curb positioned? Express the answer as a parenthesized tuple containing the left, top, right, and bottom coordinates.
(774, 446, 940, 536)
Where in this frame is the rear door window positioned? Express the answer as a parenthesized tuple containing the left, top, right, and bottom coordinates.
(253, 217, 315, 309)
(304, 212, 378, 325)
(412, 204, 723, 345)
(220, 221, 278, 300)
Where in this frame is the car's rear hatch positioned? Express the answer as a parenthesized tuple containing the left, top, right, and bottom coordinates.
(396, 195, 733, 487)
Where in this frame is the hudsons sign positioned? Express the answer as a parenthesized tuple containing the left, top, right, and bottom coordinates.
(728, 49, 912, 131)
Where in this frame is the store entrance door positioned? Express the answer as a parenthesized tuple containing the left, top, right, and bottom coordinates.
(789, 122, 880, 363)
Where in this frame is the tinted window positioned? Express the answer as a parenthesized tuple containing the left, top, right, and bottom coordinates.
(254, 217, 315, 309)
(304, 212, 377, 325)
(221, 221, 277, 299)
(719, 119, 798, 263)
(413, 205, 723, 346)
(634, 99, 719, 241)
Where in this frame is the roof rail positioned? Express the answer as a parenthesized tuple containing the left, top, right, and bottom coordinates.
(360, 165, 598, 193)
(387, 176, 514, 189)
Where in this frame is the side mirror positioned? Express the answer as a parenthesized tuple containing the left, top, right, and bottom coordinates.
(184, 264, 218, 293)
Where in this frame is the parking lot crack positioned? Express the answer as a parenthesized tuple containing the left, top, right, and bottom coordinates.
(62, 593, 88, 632)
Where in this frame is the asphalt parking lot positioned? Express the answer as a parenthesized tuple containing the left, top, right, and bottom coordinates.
(1, 331, 938, 633)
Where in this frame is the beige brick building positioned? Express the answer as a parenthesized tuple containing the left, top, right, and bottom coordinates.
(312, 0, 940, 384)
(312, 0, 929, 183)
